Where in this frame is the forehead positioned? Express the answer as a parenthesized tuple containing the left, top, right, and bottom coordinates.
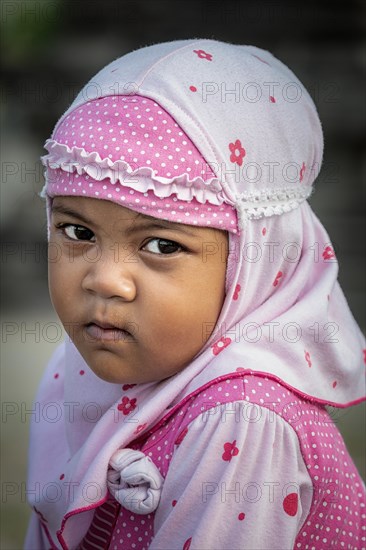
(50, 195, 226, 240)
(52, 195, 141, 223)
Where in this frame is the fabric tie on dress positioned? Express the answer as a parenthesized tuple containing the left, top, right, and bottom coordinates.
(107, 449, 163, 514)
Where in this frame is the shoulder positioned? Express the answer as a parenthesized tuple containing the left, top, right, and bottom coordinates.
(150, 378, 314, 549)
(171, 372, 320, 440)
(140, 373, 314, 477)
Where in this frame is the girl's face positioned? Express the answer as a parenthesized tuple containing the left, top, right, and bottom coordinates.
(49, 196, 228, 384)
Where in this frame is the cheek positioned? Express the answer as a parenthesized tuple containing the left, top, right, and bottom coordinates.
(48, 270, 64, 321)
(146, 270, 226, 351)
(48, 256, 77, 319)
(191, 256, 227, 341)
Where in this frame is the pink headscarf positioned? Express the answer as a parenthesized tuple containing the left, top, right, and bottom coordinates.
(28, 39, 365, 548)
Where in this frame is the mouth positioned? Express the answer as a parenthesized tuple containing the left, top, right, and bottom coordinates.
(84, 320, 135, 343)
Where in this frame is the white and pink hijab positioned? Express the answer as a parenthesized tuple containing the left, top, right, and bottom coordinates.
(27, 39, 365, 548)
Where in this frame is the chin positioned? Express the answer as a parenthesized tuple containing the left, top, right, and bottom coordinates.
(89, 363, 129, 384)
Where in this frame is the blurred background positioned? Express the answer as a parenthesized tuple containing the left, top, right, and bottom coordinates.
(1, 0, 365, 548)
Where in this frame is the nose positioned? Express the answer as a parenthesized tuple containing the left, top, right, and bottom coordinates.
(81, 253, 137, 301)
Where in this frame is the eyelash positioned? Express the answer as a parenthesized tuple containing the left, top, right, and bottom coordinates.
(56, 223, 95, 242)
(143, 238, 184, 255)
(55, 223, 185, 256)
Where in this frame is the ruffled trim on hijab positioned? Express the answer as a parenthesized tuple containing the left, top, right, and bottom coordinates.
(41, 139, 225, 206)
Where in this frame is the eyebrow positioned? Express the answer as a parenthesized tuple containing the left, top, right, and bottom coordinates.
(51, 202, 198, 237)
(124, 217, 197, 237)
(51, 204, 94, 226)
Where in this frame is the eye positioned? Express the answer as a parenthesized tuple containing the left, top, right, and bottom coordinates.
(57, 223, 95, 242)
(142, 238, 183, 255)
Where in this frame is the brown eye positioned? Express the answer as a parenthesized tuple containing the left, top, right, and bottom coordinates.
(143, 238, 182, 255)
(63, 224, 95, 241)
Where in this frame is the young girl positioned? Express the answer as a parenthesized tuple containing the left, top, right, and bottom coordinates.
(25, 39, 365, 549)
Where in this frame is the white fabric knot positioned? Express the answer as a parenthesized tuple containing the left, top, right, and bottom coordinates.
(107, 449, 164, 514)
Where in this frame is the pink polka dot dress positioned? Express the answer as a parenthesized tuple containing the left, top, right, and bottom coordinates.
(77, 374, 365, 550)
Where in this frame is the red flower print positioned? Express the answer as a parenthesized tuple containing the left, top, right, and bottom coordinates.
(183, 538, 192, 550)
(233, 283, 241, 301)
(262, 227, 267, 236)
(122, 384, 136, 391)
(172, 499, 177, 507)
(134, 423, 147, 435)
(269, 95, 276, 103)
(212, 337, 232, 356)
(304, 350, 312, 368)
(54, 373, 59, 379)
(283, 493, 298, 516)
(363, 349, 366, 364)
(189, 85, 197, 92)
(193, 49, 213, 61)
(222, 440, 239, 462)
(273, 271, 283, 287)
(322, 246, 336, 261)
(299, 161, 306, 182)
(117, 396, 137, 415)
(332, 381, 338, 388)
(238, 512, 246, 521)
(175, 427, 188, 446)
(229, 139, 246, 166)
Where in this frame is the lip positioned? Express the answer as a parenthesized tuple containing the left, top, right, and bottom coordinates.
(89, 319, 122, 330)
(84, 320, 134, 343)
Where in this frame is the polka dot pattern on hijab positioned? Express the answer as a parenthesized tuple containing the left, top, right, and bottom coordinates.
(54, 96, 214, 180)
(43, 95, 238, 232)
